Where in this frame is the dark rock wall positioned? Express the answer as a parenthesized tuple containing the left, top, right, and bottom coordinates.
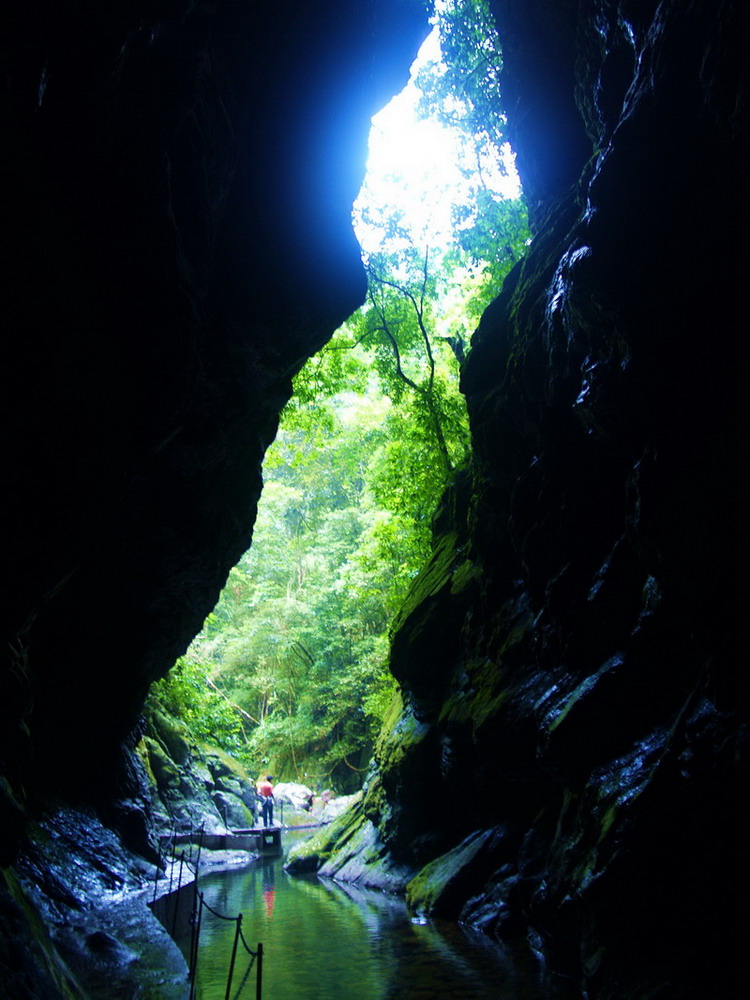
(2, 0, 427, 848)
(370, 1, 750, 996)
(2, 2, 428, 993)
(3, 0, 750, 996)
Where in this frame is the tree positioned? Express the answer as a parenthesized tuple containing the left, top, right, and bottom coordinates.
(415, 0, 529, 297)
(150, 0, 531, 791)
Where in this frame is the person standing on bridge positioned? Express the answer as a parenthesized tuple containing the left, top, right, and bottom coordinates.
(258, 775, 275, 827)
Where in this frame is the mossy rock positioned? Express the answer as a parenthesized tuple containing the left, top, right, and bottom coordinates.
(406, 828, 495, 918)
(134, 738, 156, 788)
(285, 793, 364, 873)
(201, 745, 250, 784)
(143, 736, 181, 791)
(212, 790, 253, 828)
(318, 814, 413, 891)
(362, 774, 389, 826)
(285, 794, 414, 892)
(393, 531, 463, 628)
(147, 708, 192, 765)
(375, 699, 431, 776)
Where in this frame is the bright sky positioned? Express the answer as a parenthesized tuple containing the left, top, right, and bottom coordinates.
(353, 28, 521, 255)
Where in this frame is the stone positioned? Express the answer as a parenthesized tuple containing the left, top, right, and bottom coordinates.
(295, 3, 750, 997)
(2, 1, 750, 997)
(211, 791, 252, 830)
(273, 782, 314, 812)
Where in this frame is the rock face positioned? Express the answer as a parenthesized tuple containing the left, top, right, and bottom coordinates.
(339, 1, 750, 997)
(2, 0, 749, 997)
(2, 0, 427, 831)
(142, 707, 259, 834)
(1, 1, 427, 993)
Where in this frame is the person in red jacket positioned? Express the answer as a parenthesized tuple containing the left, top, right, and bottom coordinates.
(258, 775, 275, 827)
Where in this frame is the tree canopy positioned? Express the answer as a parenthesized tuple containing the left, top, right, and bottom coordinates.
(147, 0, 530, 791)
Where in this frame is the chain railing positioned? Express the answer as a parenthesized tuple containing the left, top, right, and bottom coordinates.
(152, 825, 263, 1000)
(192, 892, 263, 1000)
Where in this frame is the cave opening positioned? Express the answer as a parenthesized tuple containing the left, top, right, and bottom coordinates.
(147, 0, 529, 800)
(5, 0, 748, 997)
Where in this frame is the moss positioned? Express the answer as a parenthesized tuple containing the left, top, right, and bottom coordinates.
(393, 531, 462, 630)
(375, 701, 431, 776)
(599, 803, 617, 840)
(436, 590, 531, 732)
(449, 557, 480, 596)
(362, 774, 388, 825)
(405, 829, 494, 917)
(378, 687, 405, 741)
(288, 795, 413, 892)
(143, 736, 181, 791)
(284, 793, 365, 872)
(201, 744, 251, 783)
(134, 738, 156, 788)
(438, 659, 509, 730)
(546, 675, 599, 735)
(148, 708, 191, 765)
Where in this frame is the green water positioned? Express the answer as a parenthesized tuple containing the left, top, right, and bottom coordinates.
(182, 847, 576, 999)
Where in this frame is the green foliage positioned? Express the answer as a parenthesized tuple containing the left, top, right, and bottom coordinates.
(150, 0, 530, 793)
(416, 0, 505, 151)
(148, 656, 250, 762)
(169, 396, 425, 791)
(416, 0, 530, 287)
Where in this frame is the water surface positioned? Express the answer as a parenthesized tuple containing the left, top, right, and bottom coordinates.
(183, 840, 574, 999)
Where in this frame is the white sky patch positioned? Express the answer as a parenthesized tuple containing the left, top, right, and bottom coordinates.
(354, 28, 521, 256)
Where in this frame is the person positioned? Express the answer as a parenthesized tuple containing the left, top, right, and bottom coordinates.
(258, 775, 275, 827)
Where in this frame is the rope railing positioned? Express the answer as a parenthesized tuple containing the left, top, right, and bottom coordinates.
(153, 825, 263, 1000)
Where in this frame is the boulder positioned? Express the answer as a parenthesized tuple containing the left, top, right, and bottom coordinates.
(273, 782, 314, 812)
(211, 791, 253, 830)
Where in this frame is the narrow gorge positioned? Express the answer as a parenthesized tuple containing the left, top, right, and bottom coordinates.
(3, 2, 748, 998)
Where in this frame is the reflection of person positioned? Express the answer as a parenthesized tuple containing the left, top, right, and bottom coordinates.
(262, 860, 276, 918)
(258, 775, 275, 827)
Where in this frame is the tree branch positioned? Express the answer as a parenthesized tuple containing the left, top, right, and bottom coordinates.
(205, 676, 259, 724)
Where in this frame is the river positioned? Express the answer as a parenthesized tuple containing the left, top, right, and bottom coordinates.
(175, 833, 577, 1000)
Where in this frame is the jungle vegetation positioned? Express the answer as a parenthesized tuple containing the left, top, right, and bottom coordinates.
(147, 0, 530, 791)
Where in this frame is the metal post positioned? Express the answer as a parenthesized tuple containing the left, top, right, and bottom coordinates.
(256, 942, 263, 1000)
(168, 849, 174, 897)
(195, 823, 205, 872)
(189, 892, 204, 1000)
(172, 853, 185, 936)
(225, 914, 242, 1000)
(188, 881, 199, 994)
(152, 856, 160, 904)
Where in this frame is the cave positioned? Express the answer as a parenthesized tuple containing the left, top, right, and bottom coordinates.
(2, 1, 749, 998)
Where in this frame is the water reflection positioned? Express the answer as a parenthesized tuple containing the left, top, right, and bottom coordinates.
(181, 853, 573, 1000)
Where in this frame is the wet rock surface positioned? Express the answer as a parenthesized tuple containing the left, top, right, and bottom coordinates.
(2, 0, 750, 997)
(321, 2, 750, 997)
(142, 707, 259, 835)
(9, 808, 188, 1000)
(1, 1, 427, 993)
(285, 793, 415, 894)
